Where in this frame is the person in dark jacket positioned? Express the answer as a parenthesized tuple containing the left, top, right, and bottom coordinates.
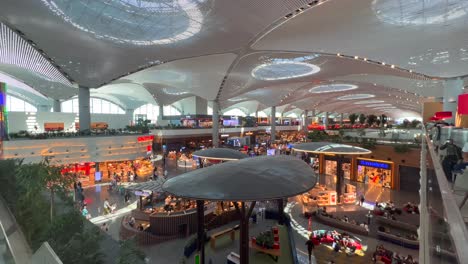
(305, 235, 315, 263)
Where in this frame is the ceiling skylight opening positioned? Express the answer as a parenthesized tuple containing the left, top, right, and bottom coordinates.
(40, 0, 209, 45)
(162, 88, 189, 95)
(337, 94, 375, 100)
(309, 84, 358, 93)
(228, 97, 249, 102)
(252, 61, 320, 81)
(373, 0, 468, 26)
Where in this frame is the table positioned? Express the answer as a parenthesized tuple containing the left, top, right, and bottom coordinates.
(249, 241, 281, 262)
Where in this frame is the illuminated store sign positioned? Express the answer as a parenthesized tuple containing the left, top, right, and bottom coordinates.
(358, 159, 390, 169)
(137, 135, 154, 142)
(0, 82, 7, 159)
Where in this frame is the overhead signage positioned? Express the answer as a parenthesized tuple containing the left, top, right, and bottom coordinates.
(358, 159, 391, 170)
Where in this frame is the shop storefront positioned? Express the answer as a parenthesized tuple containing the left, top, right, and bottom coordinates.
(356, 158, 394, 188)
(322, 155, 351, 180)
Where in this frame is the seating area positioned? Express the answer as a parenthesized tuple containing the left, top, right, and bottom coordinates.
(210, 227, 236, 249)
(372, 244, 418, 264)
(315, 209, 369, 236)
(375, 216, 418, 233)
(377, 226, 419, 249)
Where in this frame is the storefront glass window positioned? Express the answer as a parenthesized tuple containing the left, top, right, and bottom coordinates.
(356, 159, 392, 188)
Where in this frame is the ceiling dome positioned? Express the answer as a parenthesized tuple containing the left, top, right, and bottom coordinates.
(41, 0, 210, 45)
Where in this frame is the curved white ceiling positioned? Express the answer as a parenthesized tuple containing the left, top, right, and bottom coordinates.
(253, 0, 468, 77)
(2, 0, 460, 119)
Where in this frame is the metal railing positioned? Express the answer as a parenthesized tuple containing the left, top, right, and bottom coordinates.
(420, 132, 468, 263)
(0, 221, 17, 264)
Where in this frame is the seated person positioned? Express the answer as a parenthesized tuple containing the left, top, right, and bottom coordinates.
(128, 216, 136, 227)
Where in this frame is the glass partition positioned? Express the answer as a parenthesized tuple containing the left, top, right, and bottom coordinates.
(421, 133, 468, 264)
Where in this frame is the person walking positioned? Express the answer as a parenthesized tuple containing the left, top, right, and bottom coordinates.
(366, 210, 373, 226)
(305, 235, 315, 263)
(359, 194, 365, 206)
(440, 139, 462, 181)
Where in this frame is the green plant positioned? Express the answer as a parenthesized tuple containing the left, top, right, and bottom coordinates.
(307, 130, 328, 141)
(394, 144, 411, 153)
(358, 114, 366, 125)
(367, 114, 377, 126)
(118, 239, 146, 264)
(349, 113, 358, 125)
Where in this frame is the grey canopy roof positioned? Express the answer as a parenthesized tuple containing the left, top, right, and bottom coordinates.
(162, 155, 316, 201)
(292, 142, 372, 155)
(192, 148, 248, 161)
(126, 177, 165, 193)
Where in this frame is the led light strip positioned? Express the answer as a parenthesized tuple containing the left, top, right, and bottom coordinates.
(0, 23, 72, 86)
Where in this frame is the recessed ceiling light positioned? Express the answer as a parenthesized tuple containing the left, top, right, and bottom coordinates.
(337, 94, 375, 100)
(252, 61, 320, 81)
(309, 84, 358, 93)
(353, 100, 385, 105)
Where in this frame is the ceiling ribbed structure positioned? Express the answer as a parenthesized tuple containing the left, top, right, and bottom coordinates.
(0, 0, 466, 118)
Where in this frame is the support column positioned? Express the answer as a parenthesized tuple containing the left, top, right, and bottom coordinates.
(53, 100, 61, 112)
(443, 78, 464, 124)
(303, 110, 308, 133)
(234, 201, 256, 264)
(324, 112, 329, 127)
(195, 96, 208, 115)
(277, 198, 285, 225)
(196, 200, 205, 264)
(271, 106, 276, 142)
(212, 100, 219, 147)
(311, 110, 316, 124)
(340, 113, 344, 126)
(78, 86, 91, 132)
(157, 104, 164, 125)
(336, 155, 344, 203)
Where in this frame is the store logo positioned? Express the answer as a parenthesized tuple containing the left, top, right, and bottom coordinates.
(358, 160, 390, 169)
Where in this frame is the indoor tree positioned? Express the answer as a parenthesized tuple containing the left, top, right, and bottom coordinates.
(348, 113, 358, 125)
(358, 114, 366, 125)
(367, 114, 377, 126)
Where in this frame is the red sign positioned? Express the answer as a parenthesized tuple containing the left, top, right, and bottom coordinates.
(137, 135, 154, 142)
(458, 94, 468, 115)
(146, 145, 152, 152)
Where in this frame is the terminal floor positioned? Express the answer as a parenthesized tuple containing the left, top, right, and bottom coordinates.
(82, 160, 423, 263)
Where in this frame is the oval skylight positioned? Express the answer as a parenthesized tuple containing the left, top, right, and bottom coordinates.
(337, 94, 375, 100)
(309, 84, 358, 93)
(373, 0, 468, 26)
(40, 0, 208, 45)
(353, 100, 385, 105)
(252, 62, 320, 81)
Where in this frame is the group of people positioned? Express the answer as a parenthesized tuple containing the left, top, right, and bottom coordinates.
(403, 202, 420, 214)
(373, 244, 417, 264)
(375, 200, 402, 215)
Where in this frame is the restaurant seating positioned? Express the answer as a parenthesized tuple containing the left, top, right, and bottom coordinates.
(210, 227, 236, 249)
(375, 216, 418, 233)
(315, 212, 369, 236)
(376, 231, 419, 249)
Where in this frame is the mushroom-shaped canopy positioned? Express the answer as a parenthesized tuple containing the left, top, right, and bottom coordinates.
(162, 155, 316, 201)
(193, 148, 248, 161)
(292, 142, 371, 155)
